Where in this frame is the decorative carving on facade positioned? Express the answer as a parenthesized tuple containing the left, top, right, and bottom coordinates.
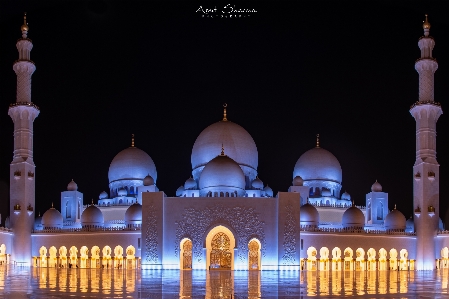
(281, 200, 297, 265)
(175, 205, 266, 265)
(144, 203, 158, 264)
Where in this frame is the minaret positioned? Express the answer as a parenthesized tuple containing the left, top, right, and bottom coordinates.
(8, 13, 40, 264)
(410, 15, 442, 270)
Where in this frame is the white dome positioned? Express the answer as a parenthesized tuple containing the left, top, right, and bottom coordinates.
(125, 203, 142, 225)
(405, 216, 414, 233)
(342, 206, 365, 228)
(341, 191, 351, 201)
(199, 154, 245, 196)
(108, 147, 157, 184)
(384, 208, 406, 230)
(81, 205, 104, 227)
(99, 191, 108, 199)
(118, 188, 127, 196)
(176, 185, 185, 197)
(67, 179, 78, 191)
(184, 177, 197, 190)
(42, 208, 63, 229)
(371, 180, 382, 192)
(191, 121, 258, 180)
(300, 203, 320, 226)
(143, 174, 154, 186)
(293, 147, 342, 183)
(263, 185, 273, 197)
(292, 175, 304, 186)
(251, 177, 263, 190)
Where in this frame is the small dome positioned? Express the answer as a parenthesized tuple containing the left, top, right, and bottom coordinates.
(300, 203, 320, 226)
(67, 179, 78, 191)
(199, 154, 245, 196)
(125, 203, 142, 225)
(99, 191, 108, 199)
(371, 180, 382, 192)
(42, 208, 63, 229)
(184, 177, 197, 190)
(322, 189, 331, 197)
(35, 214, 42, 225)
(384, 208, 406, 230)
(81, 205, 104, 227)
(176, 185, 185, 197)
(143, 174, 154, 186)
(251, 177, 263, 190)
(293, 147, 342, 183)
(292, 175, 304, 186)
(405, 216, 414, 233)
(342, 206, 365, 228)
(341, 191, 351, 201)
(263, 185, 273, 197)
(118, 188, 127, 197)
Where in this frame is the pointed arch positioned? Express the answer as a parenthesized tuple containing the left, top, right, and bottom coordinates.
(206, 225, 235, 270)
(248, 238, 261, 270)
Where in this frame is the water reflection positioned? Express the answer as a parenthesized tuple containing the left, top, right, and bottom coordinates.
(1, 266, 449, 297)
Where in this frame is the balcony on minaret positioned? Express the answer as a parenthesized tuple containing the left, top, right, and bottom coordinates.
(14, 170, 21, 180)
(428, 171, 435, 181)
(414, 206, 421, 218)
(28, 171, 34, 180)
(428, 205, 435, 217)
(414, 172, 421, 181)
(14, 204, 21, 215)
(27, 204, 34, 215)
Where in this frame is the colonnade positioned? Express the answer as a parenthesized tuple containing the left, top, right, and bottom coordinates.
(33, 245, 139, 269)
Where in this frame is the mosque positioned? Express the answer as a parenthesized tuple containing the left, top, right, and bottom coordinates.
(0, 14, 448, 272)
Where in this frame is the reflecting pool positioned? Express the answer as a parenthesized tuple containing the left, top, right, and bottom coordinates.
(1, 266, 449, 298)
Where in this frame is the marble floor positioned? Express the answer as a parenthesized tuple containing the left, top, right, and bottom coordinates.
(1, 267, 449, 298)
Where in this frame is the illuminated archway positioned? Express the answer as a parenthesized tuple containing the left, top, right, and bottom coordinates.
(389, 248, 398, 270)
(343, 247, 353, 271)
(248, 239, 261, 270)
(39, 246, 47, 267)
(307, 247, 317, 271)
(0, 244, 7, 265)
(319, 247, 329, 271)
(59, 246, 67, 268)
(49, 246, 57, 268)
(332, 247, 341, 271)
(206, 225, 235, 270)
(180, 238, 192, 270)
(102, 246, 112, 269)
(80, 246, 89, 268)
(367, 248, 377, 271)
(355, 248, 365, 271)
(91, 246, 101, 268)
(441, 247, 449, 269)
(114, 245, 124, 269)
(399, 249, 408, 270)
(69, 246, 78, 268)
(126, 245, 136, 269)
(378, 248, 387, 271)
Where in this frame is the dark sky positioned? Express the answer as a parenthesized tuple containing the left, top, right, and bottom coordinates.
(1, 1, 449, 223)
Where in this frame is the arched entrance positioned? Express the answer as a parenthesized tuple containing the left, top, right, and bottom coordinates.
(180, 238, 192, 269)
(206, 225, 235, 270)
(248, 239, 261, 270)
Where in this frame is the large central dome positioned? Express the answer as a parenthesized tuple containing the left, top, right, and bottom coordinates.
(293, 147, 342, 183)
(191, 120, 258, 181)
(108, 147, 157, 184)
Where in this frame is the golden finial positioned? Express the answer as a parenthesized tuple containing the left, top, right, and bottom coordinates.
(223, 103, 228, 121)
(21, 12, 29, 32)
(423, 14, 431, 30)
(221, 143, 225, 156)
(131, 134, 135, 147)
(51, 202, 54, 208)
(352, 200, 355, 207)
(91, 199, 94, 205)
(316, 134, 320, 148)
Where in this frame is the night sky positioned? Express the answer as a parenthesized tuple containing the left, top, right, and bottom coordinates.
(1, 1, 449, 224)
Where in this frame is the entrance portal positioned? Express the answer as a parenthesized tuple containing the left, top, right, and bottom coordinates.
(210, 232, 231, 269)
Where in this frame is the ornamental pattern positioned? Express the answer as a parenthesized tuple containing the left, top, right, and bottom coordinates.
(282, 200, 297, 265)
(144, 204, 158, 264)
(175, 205, 265, 264)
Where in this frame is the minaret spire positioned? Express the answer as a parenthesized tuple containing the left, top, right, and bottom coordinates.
(410, 14, 442, 271)
(222, 103, 228, 121)
(131, 134, 135, 147)
(8, 13, 40, 265)
(316, 134, 320, 148)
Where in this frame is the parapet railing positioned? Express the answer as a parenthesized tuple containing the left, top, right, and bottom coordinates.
(33, 226, 140, 234)
(300, 226, 416, 235)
